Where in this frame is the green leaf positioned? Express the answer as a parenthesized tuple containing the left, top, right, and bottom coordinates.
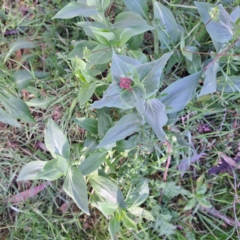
(136, 52, 173, 97)
(196, 184, 207, 195)
(195, 2, 233, 43)
(144, 98, 168, 142)
(97, 202, 119, 216)
(86, 0, 110, 11)
(79, 151, 107, 175)
(122, 0, 149, 20)
(121, 84, 146, 118)
(37, 156, 68, 180)
(52, 1, 98, 19)
(154, 214, 176, 236)
(90, 83, 132, 109)
(68, 40, 97, 59)
(118, 24, 154, 45)
(0, 107, 21, 128)
(44, 118, 70, 159)
(184, 46, 202, 74)
(26, 97, 56, 109)
(13, 70, 48, 90)
(122, 214, 137, 231)
(217, 76, 240, 92)
(0, 91, 35, 123)
(112, 11, 147, 29)
(184, 198, 197, 211)
(159, 72, 201, 114)
(126, 179, 149, 207)
(198, 197, 212, 208)
(128, 50, 148, 64)
(17, 161, 46, 181)
(78, 82, 96, 107)
(97, 108, 112, 139)
(111, 50, 139, 84)
(86, 44, 112, 69)
(82, 135, 98, 156)
(90, 175, 126, 208)
(153, 2, 181, 48)
(127, 206, 155, 221)
(198, 59, 219, 97)
(74, 117, 98, 134)
(90, 27, 117, 45)
(108, 217, 120, 240)
(63, 167, 90, 215)
(98, 113, 142, 148)
(5, 39, 36, 62)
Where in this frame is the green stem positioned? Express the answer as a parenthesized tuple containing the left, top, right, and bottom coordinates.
(162, 0, 197, 10)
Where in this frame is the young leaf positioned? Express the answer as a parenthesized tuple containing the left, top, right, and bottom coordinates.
(44, 118, 70, 159)
(144, 99, 168, 142)
(0, 107, 21, 128)
(13, 70, 48, 90)
(159, 72, 201, 114)
(37, 156, 68, 180)
(154, 214, 176, 237)
(153, 2, 181, 48)
(90, 83, 132, 109)
(0, 91, 35, 123)
(128, 50, 148, 64)
(108, 217, 120, 240)
(98, 113, 142, 148)
(90, 175, 126, 208)
(63, 167, 89, 215)
(195, 2, 233, 43)
(17, 161, 46, 181)
(120, 84, 146, 118)
(136, 52, 173, 97)
(122, 0, 149, 20)
(52, 1, 98, 19)
(5, 39, 36, 62)
(73, 117, 98, 134)
(79, 151, 107, 175)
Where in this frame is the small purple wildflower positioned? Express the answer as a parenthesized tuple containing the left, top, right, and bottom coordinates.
(119, 77, 133, 92)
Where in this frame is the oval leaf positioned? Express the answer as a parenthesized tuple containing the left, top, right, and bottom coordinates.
(74, 117, 98, 134)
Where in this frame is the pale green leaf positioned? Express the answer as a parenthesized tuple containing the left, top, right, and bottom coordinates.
(78, 82, 96, 106)
(144, 99, 168, 141)
(74, 117, 98, 134)
(52, 2, 98, 19)
(63, 167, 89, 214)
(159, 72, 201, 114)
(0, 107, 21, 128)
(44, 118, 70, 159)
(98, 113, 142, 148)
(79, 151, 107, 175)
(26, 97, 56, 109)
(90, 175, 126, 208)
(17, 161, 46, 181)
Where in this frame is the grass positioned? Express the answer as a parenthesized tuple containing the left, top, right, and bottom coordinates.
(1, 0, 240, 239)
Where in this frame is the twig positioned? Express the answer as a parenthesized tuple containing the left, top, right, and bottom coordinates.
(163, 142, 172, 182)
(200, 206, 240, 228)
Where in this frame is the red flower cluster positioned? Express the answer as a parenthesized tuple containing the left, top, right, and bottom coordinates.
(119, 77, 133, 92)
